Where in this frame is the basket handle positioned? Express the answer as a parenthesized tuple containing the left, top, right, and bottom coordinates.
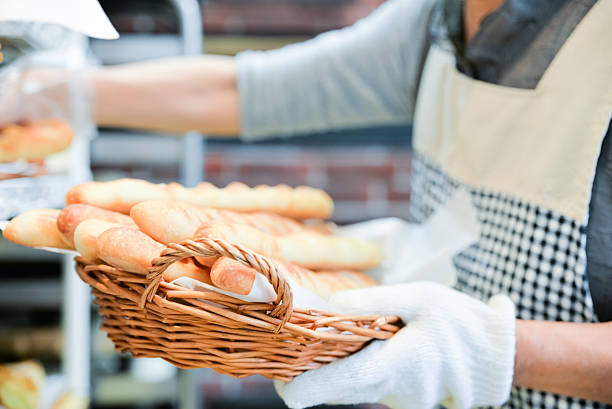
(143, 237, 293, 332)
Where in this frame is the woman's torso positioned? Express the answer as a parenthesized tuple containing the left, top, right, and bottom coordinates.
(410, 1, 612, 407)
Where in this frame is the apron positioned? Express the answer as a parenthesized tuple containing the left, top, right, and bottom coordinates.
(409, 1, 612, 408)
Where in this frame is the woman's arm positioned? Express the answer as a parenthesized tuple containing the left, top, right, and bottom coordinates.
(21, 0, 433, 138)
(92, 0, 437, 139)
(237, 0, 436, 140)
(514, 319, 612, 403)
(90, 55, 241, 136)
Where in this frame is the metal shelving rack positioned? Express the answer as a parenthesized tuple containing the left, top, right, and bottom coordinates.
(88, 1, 205, 408)
(0, 27, 94, 398)
(0, 0, 205, 403)
(89, 0, 205, 188)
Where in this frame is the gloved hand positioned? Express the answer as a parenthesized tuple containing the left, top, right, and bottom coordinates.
(0, 66, 83, 126)
(275, 282, 516, 409)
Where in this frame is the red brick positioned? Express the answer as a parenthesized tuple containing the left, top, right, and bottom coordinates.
(240, 379, 274, 392)
(391, 152, 413, 172)
(327, 164, 394, 178)
(391, 170, 412, 195)
(204, 153, 227, 174)
(326, 175, 370, 201)
(202, 382, 222, 397)
(387, 201, 412, 219)
(206, 170, 242, 187)
(325, 162, 393, 201)
(388, 189, 411, 201)
(203, 0, 384, 35)
(239, 164, 310, 187)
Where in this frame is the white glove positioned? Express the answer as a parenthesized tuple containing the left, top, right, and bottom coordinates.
(275, 282, 516, 409)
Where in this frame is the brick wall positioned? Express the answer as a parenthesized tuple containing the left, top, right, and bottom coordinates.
(99, 0, 385, 36)
(204, 146, 412, 223)
(203, 0, 385, 35)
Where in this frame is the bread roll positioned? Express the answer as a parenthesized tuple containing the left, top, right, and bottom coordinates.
(0, 119, 73, 163)
(209, 257, 257, 295)
(3, 209, 72, 249)
(197, 222, 382, 270)
(0, 360, 45, 409)
(73, 219, 123, 262)
(66, 178, 333, 219)
(163, 259, 213, 284)
(210, 257, 376, 300)
(96, 227, 211, 284)
(57, 204, 135, 246)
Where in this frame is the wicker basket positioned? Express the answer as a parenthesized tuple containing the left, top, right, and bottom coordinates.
(75, 237, 401, 381)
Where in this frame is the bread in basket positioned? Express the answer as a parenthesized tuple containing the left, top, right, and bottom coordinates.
(3, 179, 402, 381)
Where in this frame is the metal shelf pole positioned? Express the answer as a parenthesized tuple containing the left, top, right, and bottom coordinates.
(172, 0, 206, 188)
(170, 1, 206, 408)
(61, 254, 91, 396)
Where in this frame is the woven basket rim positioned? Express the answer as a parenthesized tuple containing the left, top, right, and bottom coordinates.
(145, 237, 296, 331)
(76, 236, 401, 341)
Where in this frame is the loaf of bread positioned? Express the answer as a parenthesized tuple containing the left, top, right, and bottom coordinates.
(210, 257, 376, 300)
(162, 259, 213, 284)
(130, 200, 321, 247)
(66, 178, 333, 219)
(57, 204, 135, 246)
(196, 221, 382, 270)
(96, 227, 212, 284)
(73, 219, 123, 262)
(3, 209, 72, 249)
(0, 119, 73, 163)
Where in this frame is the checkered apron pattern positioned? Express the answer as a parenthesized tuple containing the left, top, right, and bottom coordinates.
(408, 154, 606, 409)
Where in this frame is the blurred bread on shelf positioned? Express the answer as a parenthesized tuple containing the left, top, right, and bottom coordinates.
(0, 120, 73, 164)
(0, 360, 44, 409)
(51, 392, 88, 409)
(0, 328, 62, 359)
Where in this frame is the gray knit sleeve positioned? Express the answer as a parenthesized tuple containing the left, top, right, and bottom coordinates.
(236, 0, 435, 141)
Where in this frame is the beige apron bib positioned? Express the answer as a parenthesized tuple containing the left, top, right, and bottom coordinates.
(409, 1, 612, 408)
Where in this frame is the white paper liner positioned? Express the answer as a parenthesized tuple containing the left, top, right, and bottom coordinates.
(171, 274, 338, 312)
(338, 187, 479, 286)
(171, 275, 277, 304)
(39, 374, 67, 409)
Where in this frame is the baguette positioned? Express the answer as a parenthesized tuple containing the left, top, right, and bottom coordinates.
(130, 200, 317, 248)
(3, 209, 72, 249)
(96, 227, 212, 284)
(210, 257, 376, 300)
(57, 204, 135, 246)
(73, 219, 123, 262)
(66, 178, 333, 219)
(196, 221, 382, 270)
(0, 119, 73, 163)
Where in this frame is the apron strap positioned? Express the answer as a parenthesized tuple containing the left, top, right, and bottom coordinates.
(536, 0, 612, 91)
